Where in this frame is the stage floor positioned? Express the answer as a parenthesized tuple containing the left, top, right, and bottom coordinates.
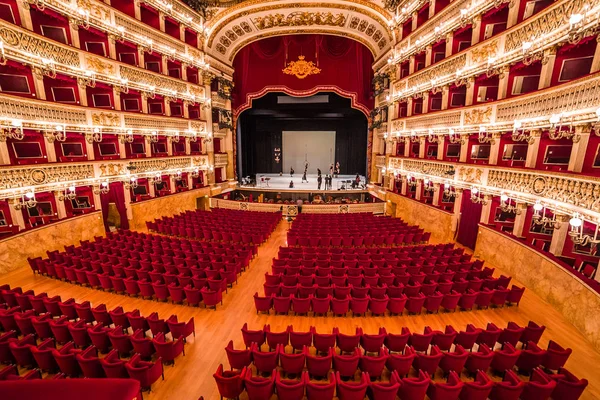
(241, 173, 366, 192)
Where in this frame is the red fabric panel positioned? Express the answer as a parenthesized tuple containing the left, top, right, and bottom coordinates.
(232, 34, 374, 116)
(457, 190, 483, 249)
(0, 379, 140, 400)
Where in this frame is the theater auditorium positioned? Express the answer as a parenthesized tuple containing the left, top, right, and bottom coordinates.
(0, 0, 599, 399)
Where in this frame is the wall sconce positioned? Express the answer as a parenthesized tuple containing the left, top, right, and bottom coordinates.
(569, 212, 600, 246)
(120, 129, 134, 143)
(470, 187, 488, 205)
(202, 132, 213, 144)
(45, 125, 66, 143)
(0, 41, 6, 66)
(548, 114, 577, 141)
(410, 131, 420, 143)
(124, 176, 138, 190)
(93, 181, 110, 195)
(1, 119, 24, 141)
(522, 40, 542, 66)
(511, 120, 534, 144)
(58, 186, 77, 201)
(423, 178, 435, 193)
(477, 126, 495, 144)
(76, 7, 90, 30)
(532, 201, 560, 228)
(146, 131, 159, 143)
(406, 174, 417, 188)
(40, 58, 56, 79)
(190, 168, 200, 178)
(448, 128, 464, 144)
(119, 78, 129, 94)
(499, 193, 520, 214)
(594, 108, 600, 136)
(171, 131, 180, 143)
(86, 127, 102, 143)
(14, 191, 37, 210)
(151, 173, 163, 184)
(116, 26, 126, 42)
(427, 129, 439, 143)
(443, 182, 457, 198)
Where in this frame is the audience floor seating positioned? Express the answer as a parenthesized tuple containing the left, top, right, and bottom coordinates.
(0, 285, 194, 392)
(213, 322, 588, 400)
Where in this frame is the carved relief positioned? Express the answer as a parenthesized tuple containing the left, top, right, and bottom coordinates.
(0, 165, 94, 190)
(463, 107, 492, 125)
(91, 112, 121, 127)
(99, 163, 126, 177)
(251, 11, 347, 30)
(85, 56, 115, 75)
(470, 40, 498, 64)
(456, 166, 483, 184)
(119, 66, 187, 94)
(407, 54, 467, 88)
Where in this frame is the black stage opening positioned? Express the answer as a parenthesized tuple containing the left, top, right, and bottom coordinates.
(237, 92, 368, 181)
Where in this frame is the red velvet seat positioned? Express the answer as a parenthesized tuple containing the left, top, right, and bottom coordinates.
(131, 329, 156, 359)
(76, 346, 105, 378)
(333, 347, 361, 378)
(30, 338, 57, 372)
(167, 315, 195, 341)
(413, 345, 442, 375)
(305, 347, 333, 378)
(306, 370, 336, 399)
(100, 349, 129, 379)
(88, 323, 112, 353)
(428, 370, 464, 400)
(465, 344, 494, 375)
(542, 340, 572, 371)
(398, 370, 430, 400)
(521, 368, 556, 400)
(516, 341, 546, 375)
(477, 323, 502, 349)
(490, 369, 525, 400)
(241, 323, 266, 348)
(520, 321, 546, 347)
(125, 353, 164, 392)
(506, 285, 525, 306)
(200, 287, 223, 309)
(251, 342, 278, 374)
(550, 367, 588, 400)
(147, 312, 169, 337)
(275, 370, 306, 400)
(385, 346, 416, 377)
(456, 324, 482, 351)
(52, 341, 80, 377)
(440, 344, 468, 375)
(336, 371, 369, 400)
(153, 332, 185, 365)
(491, 343, 521, 374)
(385, 327, 410, 353)
(432, 325, 457, 351)
(244, 367, 275, 400)
(460, 370, 494, 400)
(498, 322, 524, 348)
(9, 334, 36, 368)
(108, 326, 133, 357)
(359, 348, 387, 379)
(409, 326, 433, 352)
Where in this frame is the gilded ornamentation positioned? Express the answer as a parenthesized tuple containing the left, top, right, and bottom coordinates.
(252, 11, 346, 30)
(0, 22, 79, 67)
(463, 107, 492, 125)
(91, 112, 120, 127)
(470, 40, 498, 64)
(239, 202, 249, 211)
(456, 166, 483, 184)
(119, 66, 187, 94)
(76, 0, 110, 21)
(130, 158, 192, 173)
(0, 96, 87, 125)
(0, 164, 94, 190)
(282, 55, 321, 79)
(99, 163, 126, 177)
(85, 56, 115, 75)
(30, 169, 47, 184)
(407, 54, 467, 88)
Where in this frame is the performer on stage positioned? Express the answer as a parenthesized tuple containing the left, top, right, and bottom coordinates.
(290, 167, 294, 177)
(289, 180, 294, 188)
(329, 163, 334, 176)
(317, 168, 322, 176)
(302, 170, 308, 183)
(317, 174, 322, 190)
(335, 162, 340, 177)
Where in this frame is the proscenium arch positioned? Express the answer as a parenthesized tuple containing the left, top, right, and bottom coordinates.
(205, 0, 393, 66)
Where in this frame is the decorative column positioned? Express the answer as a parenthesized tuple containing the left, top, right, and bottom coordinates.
(506, 1, 520, 28)
(437, 135, 445, 160)
(422, 93, 429, 114)
(471, 16, 482, 46)
(134, 0, 141, 19)
(144, 137, 152, 157)
(85, 139, 95, 161)
(407, 98, 413, 117)
(179, 25, 186, 42)
(17, 3, 33, 30)
(401, 176, 408, 195)
(140, 92, 150, 114)
(203, 73, 215, 186)
(497, 67, 510, 100)
(68, 20, 81, 49)
(107, 35, 117, 60)
(169, 176, 177, 194)
(512, 203, 529, 237)
(148, 180, 156, 197)
(525, 129, 542, 168)
(167, 138, 173, 155)
(164, 98, 172, 117)
(113, 87, 122, 111)
(432, 183, 442, 206)
(185, 137, 192, 155)
(137, 46, 145, 69)
(187, 173, 194, 189)
(451, 188, 464, 234)
(425, 45, 433, 67)
(549, 215, 570, 256)
(538, 47, 557, 90)
(411, 12, 418, 31)
(445, 32, 454, 58)
(429, 0, 436, 18)
(418, 136, 426, 158)
(479, 195, 493, 224)
(592, 35, 600, 73)
(181, 63, 188, 81)
(31, 68, 47, 100)
(409, 55, 416, 74)
(161, 55, 169, 76)
(0, 142, 10, 165)
(118, 137, 127, 159)
(459, 135, 469, 163)
(465, 78, 475, 106)
(43, 135, 57, 162)
(77, 79, 88, 107)
(415, 179, 423, 200)
(159, 11, 166, 32)
(568, 125, 591, 173)
(123, 187, 133, 219)
(93, 191, 102, 211)
(403, 137, 410, 157)
(9, 200, 26, 231)
(54, 192, 67, 219)
(441, 86, 449, 110)
(488, 133, 502, 165)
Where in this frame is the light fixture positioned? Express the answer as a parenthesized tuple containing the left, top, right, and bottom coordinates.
(470, 187, 488, 205)
(0, 41, 6, 66)
(548, 114, 577, 141)
(146, 131, 159, 143)
(202, 132, 213, 144)
(594, 107, 600, 136)
(86, 127, 102, 143)
(522, 40, 542, 66)
(448, 128, 464, 144)
(93, 181, 110, 195)
(406, 174, 417, 188)
(427, 129, 439, 143)
(477, 126, 495, 144)
(124, 176, 138, 190)
(40, 57, 57, 79)
(567, 13, 585, 44)
(443, 182, 457, 198)
(152, 172, 163, 184)
(14, 191, 38, 210)
(76, 7, 90, 30)
(423, 178, 435, 193)
(569, 213, 600, 246)
(45, 125, 66, 143)
(499, 193, 520, 214)
(121, 129, 134, 143)
(58, 186, 77, 201)
(190, 168, 200, 178)
(410, 131, 420, 143)
(532, 201, 560, 229)
(1, 119, 24, 141)
(511, 120, 534, 144)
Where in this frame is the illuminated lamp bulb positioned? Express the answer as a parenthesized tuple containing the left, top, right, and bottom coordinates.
(472, 187, 479, 195)
(569, 214, 583, 228)
(500, 194, 508, 202)
(533, 201, 543, 211)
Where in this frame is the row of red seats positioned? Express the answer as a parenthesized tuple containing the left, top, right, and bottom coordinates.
(287, 232, 429, 247)
(0, 286, 194, 391)
(214, 323, 587, 400)
(254, 285, 524, 316)
(278, 242, 456, 256)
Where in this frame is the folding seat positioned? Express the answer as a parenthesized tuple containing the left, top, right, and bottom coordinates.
(477, 322, 502, 349)
(458, 289, 478, 310)
(167, 315, 195, 341)
(335, 371, 369, 400)
(13, 310, 36, 336)
(541, 340, 572, 372)
(432, 325, 457, 351)
(87, 323, 112, 353)
(121, 332, 149, 364)
(311, 326, 337, 354)
(460, 370, 494, 400)
(413, 345, 442, 375)
(108, 306, 130, 331)
(521, 368, 556, 400)
(273, 295, 292, 315)
(265, 325, 289, 350)
(68, 320, 91, 349)
(42, 295, 62, 317)
(387, 294, 407, 315)
(490, 369, 525, 400)
(291, 295, 311, 315)
(550, 367, 588, 400)
(455, 324, 482, 351)
(98, 273, 113, 291)
(336, 327, 362, 353)
(405, 293, 426, 315)
(331, 295, 350, 316)
(520, 321, 546, 348)
(241, 323, 266, 348)
(76, 346, 105, 378)
(275, 370, 307, 400)
(499, 322, 525, 348)
(31, 314, 53, 340)
(153, 332, 184, 365)
(428, 370, 464, 400)
(491, 343, 521, 374)
(359, 348, 387, 379)
(409, 326, 433, 353)
(100, 349, 129, 379)
(201, 287, 223, 309)
(506, 285, 525, 306)
(350, 296, 369, 317)
(278, 344, 306, 375)
(398, 370, 429, 400)
(125, 353, 164, 392)
(50, 316, 73, 345)
(51, 341, 80, 377)
(333, 348, 361, 379)
(251, 342, 278, 374)
(515, 341, 546, 375)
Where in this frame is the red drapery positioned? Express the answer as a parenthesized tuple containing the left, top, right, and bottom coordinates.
(232, 35, 374, 117)
(100, 182, 129, 231)
(456, 190, 483, 249)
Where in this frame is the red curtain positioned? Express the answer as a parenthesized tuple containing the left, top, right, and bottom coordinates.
(456, 190, 483, 249)
(100, 182, 129, 231)
(232, 34, 374, 116)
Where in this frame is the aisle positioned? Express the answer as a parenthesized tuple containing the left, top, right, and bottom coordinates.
(1, 220, 600, 399)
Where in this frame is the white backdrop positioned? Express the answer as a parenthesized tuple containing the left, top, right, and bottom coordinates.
(282, 131, 335, 174)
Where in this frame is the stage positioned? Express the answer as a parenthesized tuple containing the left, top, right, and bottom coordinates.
(240, 174, 366, 192)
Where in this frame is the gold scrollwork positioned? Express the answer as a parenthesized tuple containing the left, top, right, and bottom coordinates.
(463, 107, 492, 125)
(91, 112, 121, 127)
(282, 55, 321, 79)
(252, 11, 346, 30)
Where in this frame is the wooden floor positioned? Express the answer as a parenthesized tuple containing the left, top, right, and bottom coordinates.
(2, 219, 600, 400)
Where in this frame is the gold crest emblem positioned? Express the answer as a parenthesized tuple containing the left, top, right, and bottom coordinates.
(282, 55, 321, 79)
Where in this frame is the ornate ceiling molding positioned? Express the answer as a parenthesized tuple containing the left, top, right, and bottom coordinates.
(205, 1, 393, 65)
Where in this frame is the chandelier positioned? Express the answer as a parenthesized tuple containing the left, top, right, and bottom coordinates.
(1, 119, 24, 141)
(470, 187, 487, 204)
(499, 193, 520, 214)
(93, 181, 110, 195)
(532, 201, 560, 229)
(569, 213, 600, 246)
(13, 191, 37, 210)
(58, 186, 77, 201)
